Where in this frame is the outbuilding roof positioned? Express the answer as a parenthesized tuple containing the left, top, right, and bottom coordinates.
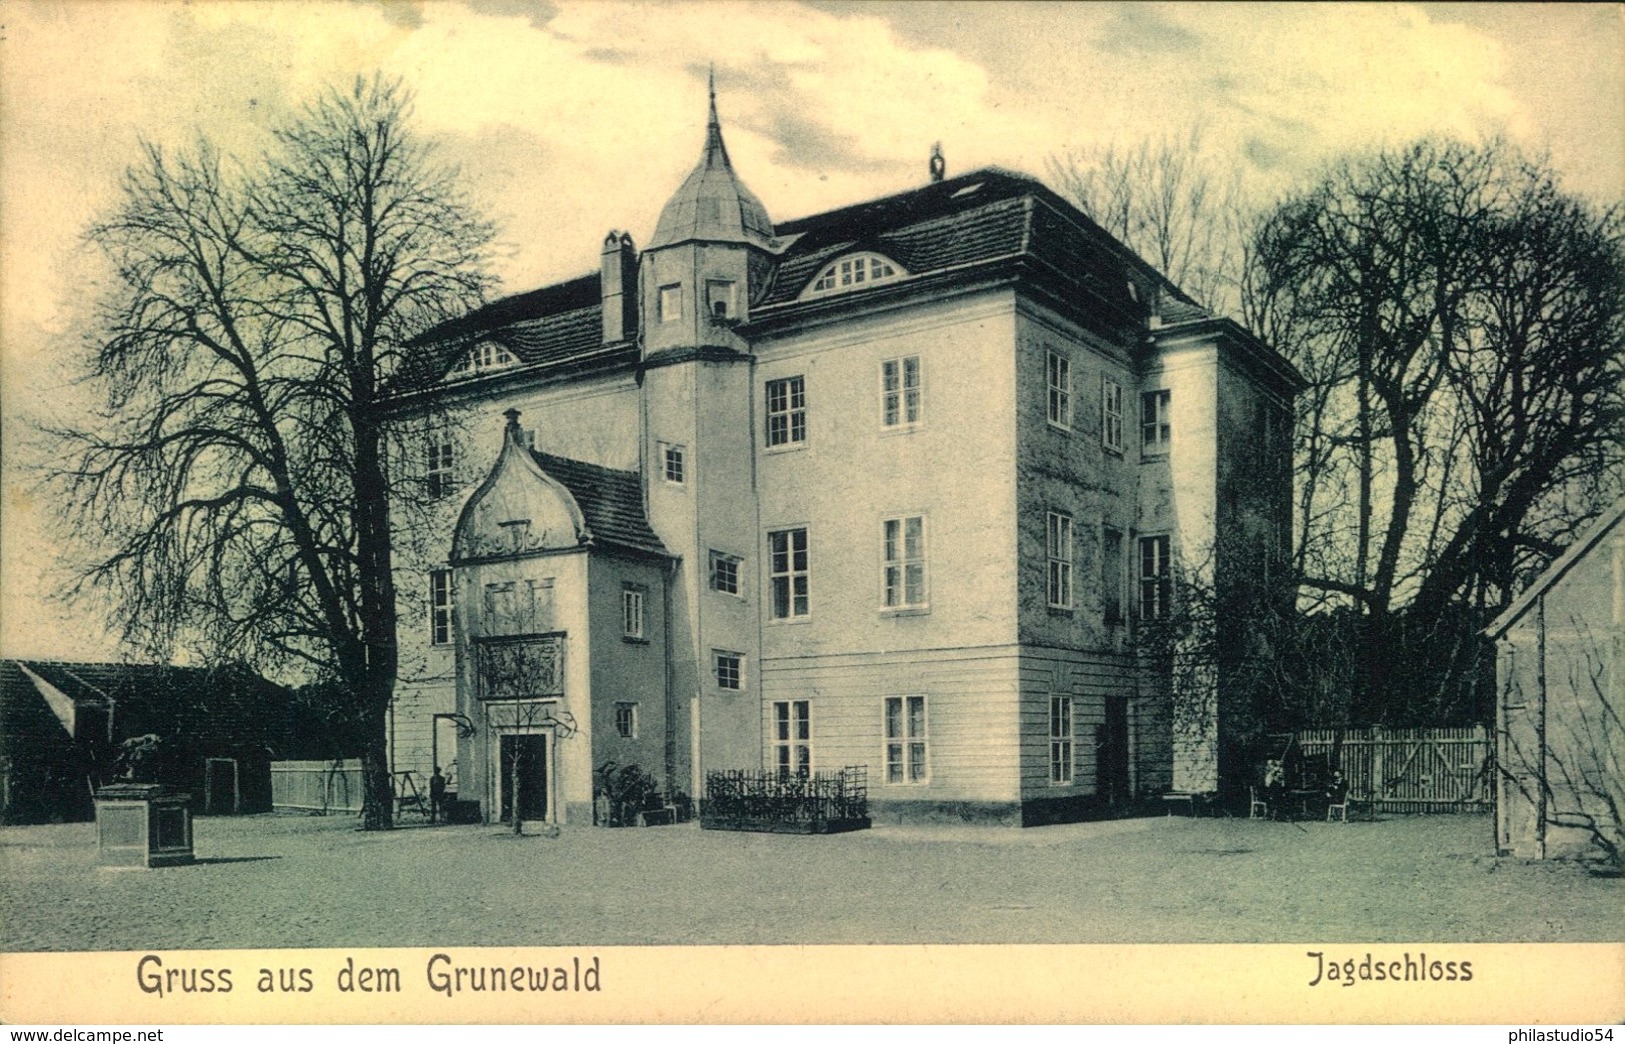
(1484, 499, 1625, 640)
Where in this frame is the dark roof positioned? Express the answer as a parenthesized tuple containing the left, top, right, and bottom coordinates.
(1, 659, 291, 749)
(0, 660, 78, 754)
(399, 167, 1213, 389)
(531, 450, 668, 556)
(401, 274, 622, 390)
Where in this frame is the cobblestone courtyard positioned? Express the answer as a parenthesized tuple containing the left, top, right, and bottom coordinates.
(2, 811, 1619, 951)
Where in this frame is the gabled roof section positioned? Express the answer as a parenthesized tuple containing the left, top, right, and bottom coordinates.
(530, 450, 668, 557)
(1485, 499, 1625, 639)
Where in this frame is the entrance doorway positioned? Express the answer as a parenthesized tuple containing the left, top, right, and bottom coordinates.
(1097, 696, 1131, 808)
(497, 733, 548, 823)
(204, 758, 239, 815)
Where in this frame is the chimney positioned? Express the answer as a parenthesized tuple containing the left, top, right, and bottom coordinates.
(929, 142, 945, 184)
(601, 231, 639, 345)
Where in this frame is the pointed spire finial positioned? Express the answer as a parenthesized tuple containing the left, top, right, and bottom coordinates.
(708, 63, 718, 126)
(701, 64, 730, 169)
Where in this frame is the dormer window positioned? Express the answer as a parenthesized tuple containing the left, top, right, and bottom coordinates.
(448, 341, 519, 379)
(803, 253, 906, 298)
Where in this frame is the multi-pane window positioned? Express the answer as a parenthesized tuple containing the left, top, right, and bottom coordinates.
(1102, 378, 1124, 452)
(884, 695, 928, 784)
(765, 376, 807, 447)
(658, 284, 682, 323)
(768, 528, 810, 619)
(426, 439, 455, 499)
(1046, 350, 1072, 428)
(449, 341, 518, 377)
(660, 442, 685, 484)
(809, 253, 900, 294)
(622, 585, 645, 640)
(881, 356, 921, 428)
(429, 570, 453, 646)
(1140, 535, 1171, 621)
(1050, 696, 1074, 784)
(773, 700, 811, 778)
(882, 516, 927, 609)
(1102, 527, 1124, 624)
(714, 651, 743, 690)
(1142, 389, 1172, 454)
(1046, 511, 1074, 609)
(614, 702, 638, 739)
(709, 551, 742, 596)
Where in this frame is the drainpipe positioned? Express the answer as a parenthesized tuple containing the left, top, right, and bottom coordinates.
(1535, 596, 1547, 860)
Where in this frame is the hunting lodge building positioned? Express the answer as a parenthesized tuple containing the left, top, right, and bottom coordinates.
(384, 90, 1300, 827)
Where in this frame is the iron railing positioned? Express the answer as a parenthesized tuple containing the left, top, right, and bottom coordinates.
(704, 765, 868, 825)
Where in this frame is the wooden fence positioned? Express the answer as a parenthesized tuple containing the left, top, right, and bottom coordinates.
(1294, 726, 1492, 814)
(270, 760, 363, 814)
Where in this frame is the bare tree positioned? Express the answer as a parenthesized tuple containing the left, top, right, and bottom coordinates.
(51, 77, 495, 829)
(1047, 127, 1249, 317)
(1251, 139, 1624, 721)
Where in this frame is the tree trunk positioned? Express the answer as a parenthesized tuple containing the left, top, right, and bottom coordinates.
(357, 694, 393, 830)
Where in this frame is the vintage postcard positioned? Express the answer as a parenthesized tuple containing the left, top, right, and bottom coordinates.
(2, 0, 1622, 1026)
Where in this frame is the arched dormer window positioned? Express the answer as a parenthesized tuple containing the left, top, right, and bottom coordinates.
(802, 252, 907, 299)
(448, 341, 519, 379)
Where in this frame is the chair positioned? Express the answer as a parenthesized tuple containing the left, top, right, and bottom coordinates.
(1325, 784, 1351, 822)
(1249, 786, 1269, 820)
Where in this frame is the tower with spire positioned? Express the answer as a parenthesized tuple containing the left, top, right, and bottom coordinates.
(639, 74, 775, 791)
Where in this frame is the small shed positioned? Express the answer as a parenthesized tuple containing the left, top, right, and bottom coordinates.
(0, 660, 295, 823)
(1484, 501, 1624, 863)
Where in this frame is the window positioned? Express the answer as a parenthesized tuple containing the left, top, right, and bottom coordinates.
(429, 570, 453, 646)
(767, 528, 809, 618)
(426, 439, 454, 499)
(659, 284, 682, 323)
(881, 356, 922, 428)
(1102, 527, 1124, 624)
(882, 516, 927, 609)
(714, 651, 743, 690)
(884, 695, 928, 784)
(660, 442, 685, 484)
(1142, 389, 1171, 454)
(1046, 350, 1072, 429)
(1047, 511, 1074, 609)
(773, 700, 811, 778)
(709, 551, 742, 596)
(614, 702, 638, 739)
(1050, 695, 1074, 784)
(1140, 535, 1171, 621)
(705, 279, 737, 320)
(1102, 377, 1124, 452)
(806, 253, 904, 296)
(622, 585, 645, 640)
(448, 341, 518, 377)
(765, 376, 807, 447)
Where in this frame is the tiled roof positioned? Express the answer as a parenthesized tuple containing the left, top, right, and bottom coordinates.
(400, 167, 1209, 386)
(531, 451, 668, 557)
(1, 659, 290, 748)
(403, 275, 627, 388)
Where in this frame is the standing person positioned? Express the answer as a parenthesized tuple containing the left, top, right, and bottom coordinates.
(429, 766, 447, 825)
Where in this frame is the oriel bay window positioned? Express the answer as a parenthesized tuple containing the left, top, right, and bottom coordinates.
(884, 695, 928, 784)
(773, 700, 811, 778)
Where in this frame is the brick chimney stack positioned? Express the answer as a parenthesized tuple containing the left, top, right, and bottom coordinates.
(601, 231, 638, 345)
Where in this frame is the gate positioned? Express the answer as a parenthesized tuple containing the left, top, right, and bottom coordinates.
(1294, 726, 1491, 813)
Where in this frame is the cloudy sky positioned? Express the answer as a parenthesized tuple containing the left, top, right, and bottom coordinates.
(2, 0, 1620, 661)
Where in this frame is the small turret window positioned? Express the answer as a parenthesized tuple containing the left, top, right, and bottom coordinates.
(449, 341, 519, 378)
(803, 253, 906, 298)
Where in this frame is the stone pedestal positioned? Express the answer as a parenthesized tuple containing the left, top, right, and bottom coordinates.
(95, 784, 195, 867)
